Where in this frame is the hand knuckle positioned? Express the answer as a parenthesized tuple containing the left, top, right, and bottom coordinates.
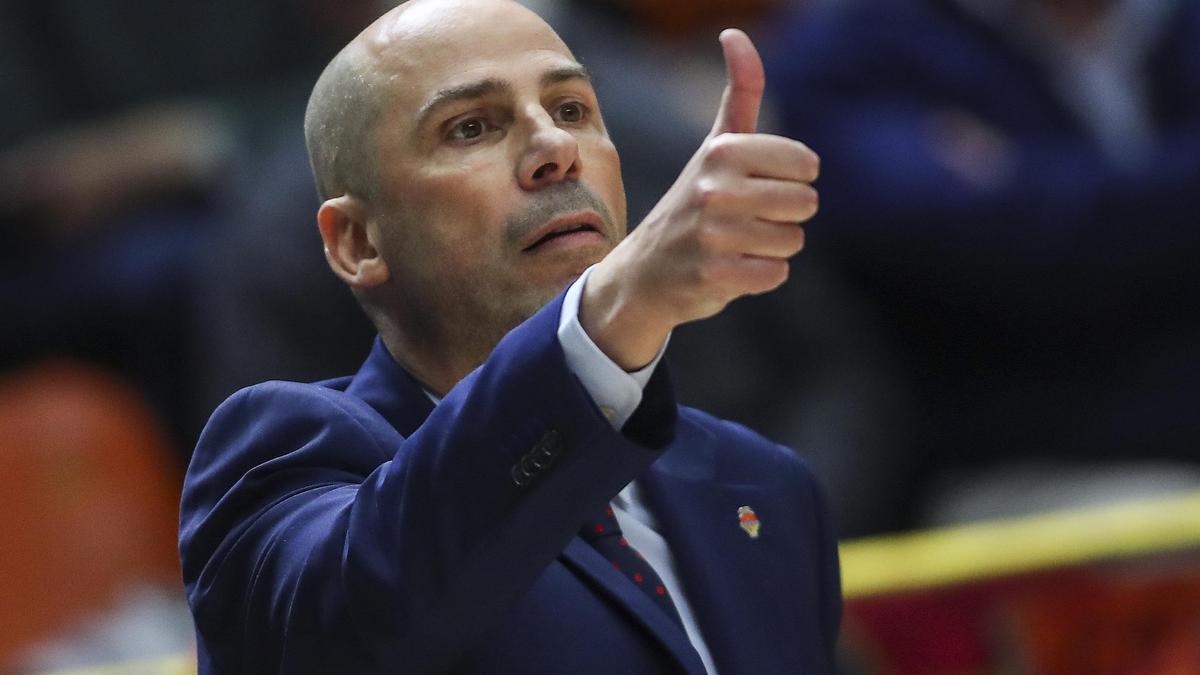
(788, 142, 819, 179)
(704, 134, 737, 164)
(773, 262, 790, 286)
(694, 261, 718, 286)
(792, 186, 818, 220)
(700, 258, 734, 287)
(804, 188, 819, 218)
(696, 222, 726, 250)
(694, 179, 723, 208)
(785, 226, 806, 253)
(758, 260, 788, 288)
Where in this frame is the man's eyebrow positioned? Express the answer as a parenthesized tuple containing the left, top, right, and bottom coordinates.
(542, 64, 592, 88)
(416, 78, 512, 129)
(415, 65, 593, 130)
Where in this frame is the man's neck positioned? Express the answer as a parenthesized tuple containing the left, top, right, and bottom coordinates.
(377, 334, 473, 397)
(374, 320, 495, 397)
(368, 285, 550, 396)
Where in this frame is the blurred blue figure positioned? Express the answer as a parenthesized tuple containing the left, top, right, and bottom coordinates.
(767, 0, 1200, 528)
(0, 0, 376, 452)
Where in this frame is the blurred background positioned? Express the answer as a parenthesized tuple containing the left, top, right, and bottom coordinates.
(2, 0, 1198, 672)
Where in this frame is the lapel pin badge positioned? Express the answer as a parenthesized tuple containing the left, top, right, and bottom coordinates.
(737, 506, 760, 539)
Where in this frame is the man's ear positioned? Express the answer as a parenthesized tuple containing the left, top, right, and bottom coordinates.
(317, 195, 390, 289)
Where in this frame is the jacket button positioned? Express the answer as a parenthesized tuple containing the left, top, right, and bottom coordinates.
(510, 464, 533, 487)
(538, 430, 563, 455)
(510, 430, 564, 487)
(521, 454, 539, 474)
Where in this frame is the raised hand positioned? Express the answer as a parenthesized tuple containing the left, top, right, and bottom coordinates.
(581, 29, 820, 370)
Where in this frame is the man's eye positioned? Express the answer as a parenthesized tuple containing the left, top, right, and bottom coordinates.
(556, 102, 586, 124)
(448, 118, 489, 141)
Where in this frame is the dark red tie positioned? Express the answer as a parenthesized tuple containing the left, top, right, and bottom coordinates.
(580, 503, 685, 627)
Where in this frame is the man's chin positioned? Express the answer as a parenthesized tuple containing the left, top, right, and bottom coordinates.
(524, 244, 608, 283)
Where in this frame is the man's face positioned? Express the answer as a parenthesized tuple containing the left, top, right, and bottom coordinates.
(363, 0, 627, 351)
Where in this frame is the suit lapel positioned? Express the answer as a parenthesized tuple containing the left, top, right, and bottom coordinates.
(559, 538, 708, 674)
(345, 337, 434, 438)
(640, 416, 796, 674)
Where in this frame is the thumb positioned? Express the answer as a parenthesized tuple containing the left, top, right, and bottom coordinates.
(710, 29, 765, 137)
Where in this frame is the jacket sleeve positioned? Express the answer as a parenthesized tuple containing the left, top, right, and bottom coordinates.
(179, 292, 678, 673)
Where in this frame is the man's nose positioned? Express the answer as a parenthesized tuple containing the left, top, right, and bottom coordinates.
(517, 111, 582, 190)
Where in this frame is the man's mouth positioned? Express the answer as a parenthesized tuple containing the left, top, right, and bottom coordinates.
(521, 211, 605, 252)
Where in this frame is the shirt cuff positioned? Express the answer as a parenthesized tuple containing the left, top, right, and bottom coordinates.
(557, 265, 670, 429)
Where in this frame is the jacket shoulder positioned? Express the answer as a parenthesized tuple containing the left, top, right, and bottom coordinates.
(180, 381, 396, 577)
(196, 380, 393, 462)
(185, 380, 397, 504)
(678, 406, 821, 486)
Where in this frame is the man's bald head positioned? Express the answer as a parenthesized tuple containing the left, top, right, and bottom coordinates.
(303, 0, 423, 202)
(304, 0, 566, 203)
(304, 43, 385, 202)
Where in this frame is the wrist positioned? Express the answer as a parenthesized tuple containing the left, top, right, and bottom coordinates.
(578, 262, 673, 371)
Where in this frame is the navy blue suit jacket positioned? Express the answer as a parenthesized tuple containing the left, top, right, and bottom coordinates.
(179, 292, 841, 673)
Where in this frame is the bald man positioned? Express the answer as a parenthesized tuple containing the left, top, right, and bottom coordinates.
(179, 1, 840, 673)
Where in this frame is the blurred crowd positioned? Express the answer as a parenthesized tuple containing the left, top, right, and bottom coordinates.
(3, 0, 1199, 669)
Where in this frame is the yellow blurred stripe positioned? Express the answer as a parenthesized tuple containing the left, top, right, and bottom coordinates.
(34, 491, 1200, 669)
(36, 653, 194, 675)
(839, 490, 1200, 599)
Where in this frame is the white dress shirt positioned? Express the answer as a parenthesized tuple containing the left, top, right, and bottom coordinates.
(556, 266, 718, 675)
